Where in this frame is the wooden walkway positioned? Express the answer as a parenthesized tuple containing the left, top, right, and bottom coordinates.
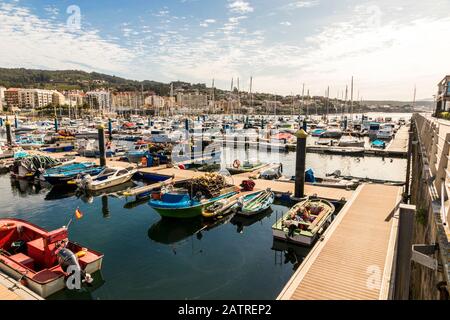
(278, 184, 402, 300)
(138, 166, 353, 201)
(0, 272, 42, 300)
(387, 125, 409, 152)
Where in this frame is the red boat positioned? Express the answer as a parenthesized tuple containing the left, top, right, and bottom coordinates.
(0, 218, 103, 298)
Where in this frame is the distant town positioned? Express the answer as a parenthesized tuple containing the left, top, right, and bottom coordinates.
(0, 68, 432, 117)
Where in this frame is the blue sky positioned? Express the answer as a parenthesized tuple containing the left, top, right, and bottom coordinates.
(1, 0, 450, 100)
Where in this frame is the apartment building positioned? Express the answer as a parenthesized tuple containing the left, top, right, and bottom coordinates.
(85, 91, 111, 111)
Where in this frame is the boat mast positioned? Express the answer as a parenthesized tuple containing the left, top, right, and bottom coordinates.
(211, 79, 215, 115)
(350, 76, 354, 123)
(249, 76, 253, 111)
(301, 83, 305, 121)
(237, 77, 241, 115)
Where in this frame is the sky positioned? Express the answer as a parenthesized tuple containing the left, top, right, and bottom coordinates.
(0, 0, 449, 100)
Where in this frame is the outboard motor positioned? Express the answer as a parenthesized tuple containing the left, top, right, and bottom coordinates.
(57, 247, 93, 285)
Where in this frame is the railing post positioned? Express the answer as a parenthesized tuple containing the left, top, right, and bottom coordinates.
(394, 204, 416, 300)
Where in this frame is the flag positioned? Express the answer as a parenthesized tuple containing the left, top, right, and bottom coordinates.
(75, 208, 83, 219)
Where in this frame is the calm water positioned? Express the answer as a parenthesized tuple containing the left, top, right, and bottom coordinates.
(1, 175, 305, 300)
(221, 147, 407, 182)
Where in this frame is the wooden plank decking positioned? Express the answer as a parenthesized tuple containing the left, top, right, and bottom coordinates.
(278, 184, 402, 300)
(0, 272, 42, 300)
(386, 125, 409, 152)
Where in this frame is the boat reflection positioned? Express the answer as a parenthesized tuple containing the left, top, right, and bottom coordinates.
(148, 217, 204, 245)
(230, 208, 273, 234)
(271, 239, 310, 271)
(10, 178, 49, 197)
(45, 185, 77, 201)
(77, 181, 136, 204)
(47, 270, 106, 300)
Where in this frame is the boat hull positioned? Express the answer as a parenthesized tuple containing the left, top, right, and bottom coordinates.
(153, 206, 203, 219)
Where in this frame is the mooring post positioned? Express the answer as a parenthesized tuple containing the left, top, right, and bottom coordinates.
(98, 124, 106, 167)
(14, 116, 18, 129)
(302, 119, 307, 132)
(185, 118, 189, 132)
(5, 120, 12, 146)
(0, 117, 3, 127)
(294, 129, 308, 199)
(108, 118, 113, 141)
(344, 117, 348, 130)
(404, 130, 414, 203)
(148, 117, 151, 127)
(54, 117, 58, 132)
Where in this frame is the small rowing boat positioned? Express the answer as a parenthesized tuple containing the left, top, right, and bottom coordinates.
(272, 197, 335, 246)
(237, 189, 274, 216)
(202, 191, 242, 219)
(76, 166, 137, 191)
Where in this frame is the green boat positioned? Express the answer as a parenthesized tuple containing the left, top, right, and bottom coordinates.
(226, 160, 266, 175)
(148, 189, 239, 219)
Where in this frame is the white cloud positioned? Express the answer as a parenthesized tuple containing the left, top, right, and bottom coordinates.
(288, 1, 320, 8)
(280, 21, 292, 26)
(200, 19, 216, 27)
(228, 1, 254, 14)
(0, 2, 134, 75)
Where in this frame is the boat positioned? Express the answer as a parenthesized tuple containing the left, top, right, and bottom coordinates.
(0, 218, 103, 298)
(77, 166, 137, 191)
(371, 139, 386, 149)
(41, 142, 75, 153)
(272, 197, 335, 246)
(310, 129, 326, 137)
(376, 125, 394, 140)
(10, 155, 62, 179)
(226, 160, 266, 175)
(237, 189, 274, 216)
(43, 162, 104, 185)
(149, 188, 239, 219)
(259, 163, 283, 180)
(338, 136, 365, 148)
(320, 128, 343, 139)
(125, 143, 150, 163)
(202, 191, 243, 219)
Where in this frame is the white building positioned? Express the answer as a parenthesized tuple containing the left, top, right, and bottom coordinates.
(0, 86, 6, 111)
(85, 91, 111, 111)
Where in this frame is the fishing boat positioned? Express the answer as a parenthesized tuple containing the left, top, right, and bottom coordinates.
(149, 188, 239, 219)
(272, 197, 335, 246)
(10, 155, 62, 180)
(76, 166, 137, 191)
(237, 189, 274, 216)
(43, 162, 104, 185)
(0, 218, 103, 298)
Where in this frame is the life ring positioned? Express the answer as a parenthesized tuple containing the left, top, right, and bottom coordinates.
(0, 222, 16, 231)
(233, 160, 241, 169)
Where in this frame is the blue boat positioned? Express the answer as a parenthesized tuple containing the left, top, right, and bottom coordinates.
(43, 162, 104, 185)
(371, 139, 386, 149)
(311, 129, 326, 137)
(149, 190, 239, 218)
(42, 142, 75, 153)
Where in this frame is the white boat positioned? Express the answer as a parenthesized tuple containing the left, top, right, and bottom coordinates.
(338, 136, 365, 148)
(376, 125, 394, 140)
(77, 166, 137, 191)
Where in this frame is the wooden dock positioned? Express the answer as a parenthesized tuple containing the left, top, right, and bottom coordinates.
(386, 125, 409, 153)
(138, 166, 354, 201)
(0, 272, 43, 300)
(278, 184, 402, 300)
